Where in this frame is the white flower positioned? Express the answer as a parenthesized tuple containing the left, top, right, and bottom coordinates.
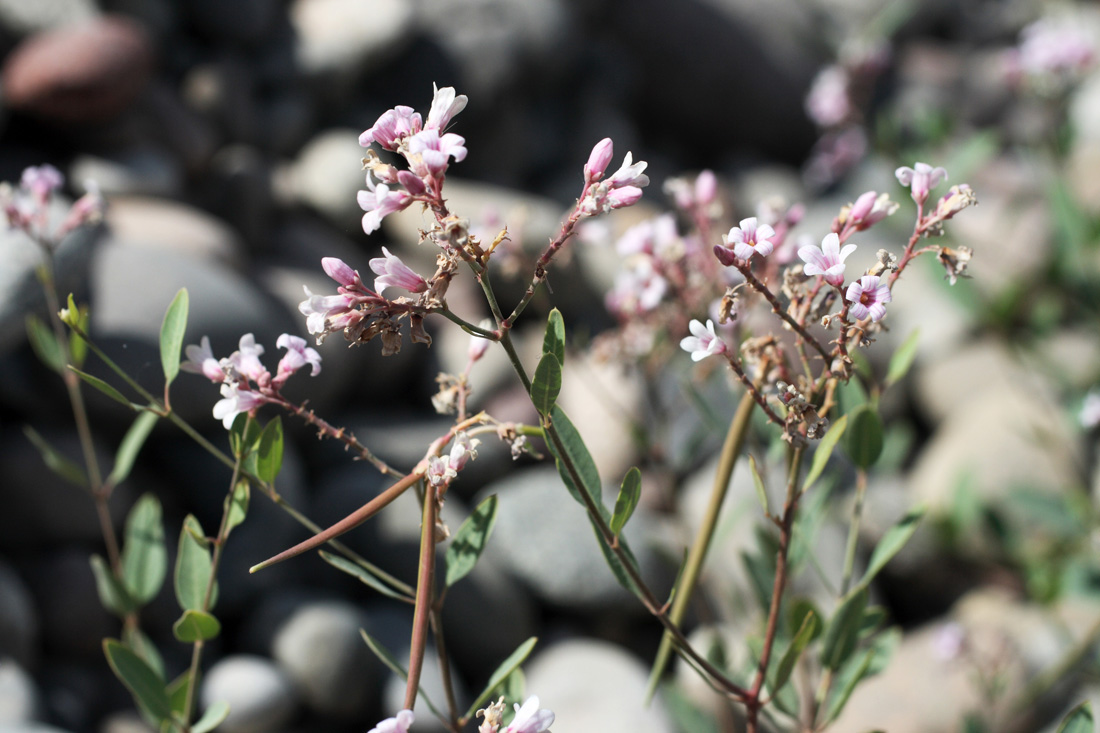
(679, 319, 727, 362)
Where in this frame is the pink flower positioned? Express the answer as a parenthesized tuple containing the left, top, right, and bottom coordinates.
(21, 164, 64, 202)
(369, 247, 428, 294)
(212, 382, 268, 429)
(180, 336, 225, 382)
(358, 179, 413, 234)
(361, 106, 422, 150)
(845, 275, 892, 322)
(321, 257, 359, 288)
(799, 233, 856, 287)
(805, 65, 851, 128)
(846, 191, 898, 231)
(895, 162, 948, 205)
(580, 150, 650, 215)
(605, 256, 668, 316)
(224, 333, 268, 382)
(468, 322, 492, 363)
(368, 709, 414, 733)
(680, 319, 727, 361)
(584, 138, 614, 183)
(299, 286, 354, 336)
(274, 333, 322, 385)
(723, 218, 776, 261)
(407, 129, 468, 178)
(425, 84, 468, 131)
(428, 432, 480, 487)
(503, 696, 555, 733)
(1015, 17, 1095, 81)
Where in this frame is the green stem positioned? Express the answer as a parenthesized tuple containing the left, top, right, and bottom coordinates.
(839, 469, 868, 597)
(646, 389, 756, 700)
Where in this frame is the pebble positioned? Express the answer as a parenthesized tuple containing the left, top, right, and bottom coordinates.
(69, 147, 183, 199)
(0, 562, 39, 669)
(0, 0, 98, 36)
(2, 16, 154, 123)
(200, 655, 298, 733)
(0, 659, 40, 724)
(289, 0, 413, 79)
(279, 129, 369, 230)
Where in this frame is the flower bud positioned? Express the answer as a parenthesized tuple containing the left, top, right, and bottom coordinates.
(584, 138, 614, 183)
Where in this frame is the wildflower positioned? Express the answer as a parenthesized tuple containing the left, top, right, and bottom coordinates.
(369, 246, 428, 295)
(321, 257, 360, 288)
(274, 333, 322, 385)
(427, 432, 480, 488)
(425, 84, 468, 131)
(407, 128, 468, 178)
(222, 333, 268, 382)
(503, 696, 554, 733)
(579, 144, 649, 215)
(21, 164, 64, 203)
(799, 233, 856, 287)
(1011, 17, 1095, 84)
(680, 319, 727, 361)
(361, 106, 422, 150)
(180, 336, 226, 382)
(477, 697, 507, 733)
(723, 217, 776, 261)
(368, 709, 415, 733)
(605, 257, 668, 315)
(299, 286, 354, 337)
(845, 275, 891, 322)
(844, 191, 898, 231)
(931, 184, 977, 222)
(212, 382, 268, 429)
(805, 65, 851, 128)
(358, 179, 413, 235)
(584, 138, 614, 183)
(895, 162, 948, 206)
(467, 321, 493, 363)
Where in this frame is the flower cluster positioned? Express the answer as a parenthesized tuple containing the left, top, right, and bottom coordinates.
(1, 164, 105, 247)
(578, 138, 650, 216)
(427, 432, 480, 489)
(180, 333, 321, 428)
(1006, 16, 1096, 90)
(476, 696, 555, 733)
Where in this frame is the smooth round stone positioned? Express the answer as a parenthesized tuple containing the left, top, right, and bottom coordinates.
(0, 659, 40, 724)
(0, 0, 98, 35)
(69, 148, 183, 199)
(0, 563, 39, 669)
(279, 129, 367, 230)
(524, 638, 675, 733)
(103, 196, 244, 266)
(2, 16, 154, 122)
(289, 0, 413, 78)
(271, 600, 380, 720)
(200, 655, 298, 733)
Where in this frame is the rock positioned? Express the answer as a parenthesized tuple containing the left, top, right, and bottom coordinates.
(0, 562, 39, 669)
(524, 638, 676, 733)
(204, 145, 274, 249)
(180, 59, 257, 143)
(476, 467, 666, 612)
(289, 0, 413, 79)
(104, 196, 244, 266)
(69, 147, 183, 199)
(271, 600, 381, 720)
(0, 0, 98, 35)
(279, 129, 368, 230)
(2, 16, 154, 123)
(200, 655, 298, 733)
(0, 659, 40, 724)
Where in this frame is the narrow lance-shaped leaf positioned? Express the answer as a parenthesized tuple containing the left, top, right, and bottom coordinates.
(1056, 701, 1094, 733)
(255, 417, 284, 484)
(802, 414, 847, 493)
(172, 609, 222, 642)
(825, 627, 900, 723)
(360, 630, 447, 721)
(90, 555, 136, 617)
(23, 425, 87, 487)
(748, 455, 769, 515)
(530, 353, 562, 416)
(885, 329, 920, 388)
(110, 410, 158, 487)
(192, 701, 231, 733)
(545, 406, 602, 511)
(223, 479, 250, 537)
(858, 505, 925, 590)
(844, 405, 883, 470)
(445, 495, 499, 587)
(464, 637, 538, 719)
(69, 367, 132, 409)
(821, 587, 869, 671)
(159, 288, 189, 387)
(120, 492, 167, 605)
(542, 308, 565, 366)
(319, 551, 412, 603)
(610, 467, 641, 536)
(174, 515, 216, 612)
(773, 608, 819, 692)
(25, 314, 64, 372)
(103, 639, 171, 723)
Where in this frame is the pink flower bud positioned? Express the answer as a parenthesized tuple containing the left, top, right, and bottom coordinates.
(584, 138, 614, 183)
(322, 257, 358, 287)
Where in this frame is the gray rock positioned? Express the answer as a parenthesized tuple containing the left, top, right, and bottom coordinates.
(0, 659, 39, 724)
(103, 196, 244, 266)
(0, 0, 97, 35)
(271, 600, 381, 719)
(200, 655, 298, 733)
(0, 563, 38, 669)
(524, 637, 676, 733)
(69, 148, 183, 199)
(289, 0, 413, 79)
(477, 467, 665, 612)
(279, 129, 369, 230)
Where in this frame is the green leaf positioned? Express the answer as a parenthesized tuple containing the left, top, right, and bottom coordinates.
(821, 587, 869, 671)
(192, 701, 230, 733)
(610, 467, 642, 536)
(22, 425, 87, 487)
(103, 639, 171, 722)
(824, 646, 875, 723)
(90, 555, 137, 616)
(223, 479, 250, 537)
(69, 367, 132, 409)
(773, 609, 819, 692)
(464, 637, 538, 720)
(359, 630, 446, 721)
(166, 671, 193, 720)
(589, 514, 641, 596)
(122, 626, 165, 682)
(542, 308, 566, 366)
(786, 598, 823, 641)
(844, 405, 884, 469)
(228, 413, 261, 458)
(662, 682, 721, 733)
(445, 495, 499, 587)
(530, 353, 562, 416)
(109, 411, 159, 487)
(159, 289, 189, 387)
(885, 329, 920, 388)
(319, 551, 412, 602)
(25, 315, 64, 372)
(255, 417, 284, 484)
(174, 515, 216, 612)
(544, 406, 603, 512)
(121, 493, 167, 605)
(64, 293, 89, 369)
(1056, 701, 1094, 733)
(802, 415, 847, 492)
(172, 609, 222, 642)
(858, 506, 925, 590)
(748, 455, 769, 515)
